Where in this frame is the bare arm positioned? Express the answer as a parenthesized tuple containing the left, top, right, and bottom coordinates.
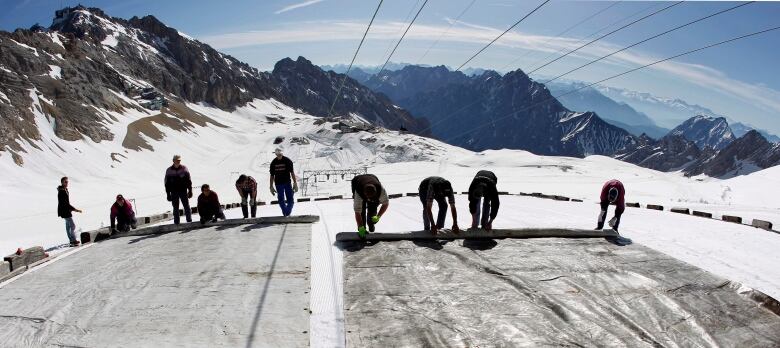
(354, 212, 364, 228)
(378, 202, 389, 218)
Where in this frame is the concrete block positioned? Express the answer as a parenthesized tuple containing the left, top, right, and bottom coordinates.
(191, 207, 199, 214)
(671, 207, 690, 215)
(531, 193, 543, 197)
(81, 227, 111, 244)
(692, 211, 712, 218)
(314, 198, 329, 201)
(626, 202, 640, 208)
(722, 215, 742, 224)
(751, 219, 772, 230)
(461, 192, 469, 195)
(271, 200, 279, 204)
(518, 192, 531, 196)
(297, 198, 311, 202)
(646, 204, 663, 211)
(388, 193, 403, 199)
(259, 201, 267, 206)
(571, 199, 583, 202)
(4, 246, 47, 271)
(143, 216, 151, 224)
(0, 260, 10, 277)
(178, 209, 184, 216)
(406, 193, 419, 197)
(497, 191, 510, 195)
(552, 195, 570, 201)
(539, 194, 554, 199)
(329, 195, 343, 200)
(336, 228, 619, 242)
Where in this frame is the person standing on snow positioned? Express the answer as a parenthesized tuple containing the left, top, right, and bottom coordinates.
(110, 194, 137, 233)
(596, 179, 626, 232)
(197, 184, 226, 224)
(57, 176, 82, 246)
(164, 154, 193, 225)
(351, 174, 390, 238)
(235, 174, 258, 218)
(468, 170, 500, 231)
(419, 176, 459, 234)
(269, 148, 298, 217)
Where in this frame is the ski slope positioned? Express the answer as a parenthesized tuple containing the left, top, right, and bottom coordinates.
(0, 96, 778, 346)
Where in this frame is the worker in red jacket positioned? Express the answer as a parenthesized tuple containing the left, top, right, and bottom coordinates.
(597, 179, 625, 232)
(198, 184, 226, 224)
(110, 194, 137, 233)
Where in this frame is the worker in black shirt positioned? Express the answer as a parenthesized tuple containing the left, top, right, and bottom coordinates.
(419, 176, 459, 234)
(269, 148, 298, 216)
(468, 170, 500, 231)
(351, 174, 390, 238)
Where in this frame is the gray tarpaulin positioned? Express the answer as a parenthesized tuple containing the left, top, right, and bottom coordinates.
(0, 223, 312, 347)
(343, 237, 780, 347)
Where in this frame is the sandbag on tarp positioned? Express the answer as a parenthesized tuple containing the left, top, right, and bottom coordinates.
(0, 223, 312, 347)
(343, 238, 780, 347)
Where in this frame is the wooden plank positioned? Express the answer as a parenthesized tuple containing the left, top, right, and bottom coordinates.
(336, 228, 618, 242)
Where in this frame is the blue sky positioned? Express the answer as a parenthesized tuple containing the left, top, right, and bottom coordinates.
(2, 0, 779, 134)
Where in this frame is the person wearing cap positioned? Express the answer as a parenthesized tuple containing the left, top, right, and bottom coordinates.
(110, 194, 137, 233)
(597, 179, 626, 232)
(269, 148, 298, 216)
(164, 154, 193, 224)
(235, 174, 258, 218)
(419, 176, 459, 234)
(351, 174, 390, 238)
(197, 184, 226, 224)
(468, 170, 500, 231)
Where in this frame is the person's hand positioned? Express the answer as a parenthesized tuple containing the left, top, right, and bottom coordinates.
(166, 193, 172, 202)
(270, 186, 276, 195)
(187, 190, 193, 199)
(371, 215, 380, 224)
(293, 183, 298, 193)
(357, 226, 368, 239)
(452, 224, 460, 233)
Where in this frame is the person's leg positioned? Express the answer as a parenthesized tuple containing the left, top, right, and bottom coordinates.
(250, 192, 257, 218)
(117, 216, 129, 232)
(283, 184, 294, 216)
(367, 202, 378, 232)
(130, 215, 137, 229)
(473, 197, 483, 229)
(241, 191, 249, 218)
(596, 202, 609, 229)
(421, 197, 430, 231)
(65, 217, 76, 243)
(172, 193, 181, 224)
(436, 196, 447, 229)
(481, 199, 491, 228)
(361, 200, 369, 229)
(612, 207, 624, 231)
(275, 184, 285, 216)
(181, 192, 192, 223)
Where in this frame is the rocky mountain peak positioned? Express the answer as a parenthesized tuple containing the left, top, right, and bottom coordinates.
(669, 115, 734, 150)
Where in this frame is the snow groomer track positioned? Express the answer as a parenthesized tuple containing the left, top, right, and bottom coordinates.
(0, 216, 318, 347)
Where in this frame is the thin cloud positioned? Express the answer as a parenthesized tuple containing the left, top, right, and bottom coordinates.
(275, 0, 325, 15)
(198, 19, 780, 116)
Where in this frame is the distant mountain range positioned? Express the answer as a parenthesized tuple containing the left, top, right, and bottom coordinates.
(545, 81, 669, 139)
(353, 65, 779, 177)
(617, 115, 780, 178)
(362, 65, 635, 157)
